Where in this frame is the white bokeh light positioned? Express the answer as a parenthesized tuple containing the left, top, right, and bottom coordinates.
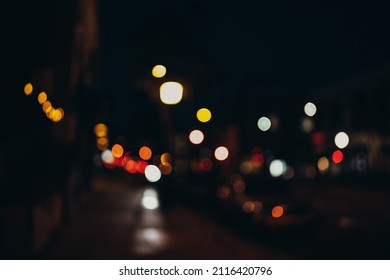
(101, 149, 114, 164)
(214, 146, 229, 161)
(189, 129, 204, 145)
(334, 131, 349, 149)
(269, 159, 287, 177)
(304, 102, 317, 117)
(160, 82, 183, 105)
(144, 165, 162, 182)
(257, 117, 271, 132)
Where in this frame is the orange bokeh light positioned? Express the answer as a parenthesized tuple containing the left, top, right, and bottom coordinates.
(272, 205, 284, 218)
(111, 144, 124, 158)
(139, 146, 152, 161)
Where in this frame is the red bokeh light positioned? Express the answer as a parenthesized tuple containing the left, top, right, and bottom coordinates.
(332, 150, 344, 164)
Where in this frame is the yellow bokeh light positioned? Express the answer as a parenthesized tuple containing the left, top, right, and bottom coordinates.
(317, 156, 330, 172)
(160, 153, 172, 164)
(42, 101, 52, 113)
(160, 81, 183, 105)
(97, 137, 109, 151)
(51, 109, 63, 122)
(37, 92, 47, 104)
(139, 146, 152, 161)
(214, 146, 229, 161)
(196, 108, 212, 123)
(272, 205, 284, 218)
(24, 83, 33, 95)
(58, 107, 64, 118)
(152, 65, 167, 78)
(94, 123, 108, 138)
(112, 144, 124, 158)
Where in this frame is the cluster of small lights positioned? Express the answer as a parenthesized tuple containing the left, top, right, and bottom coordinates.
(94, 123, 109, 151)
(24, 82, 65, 122)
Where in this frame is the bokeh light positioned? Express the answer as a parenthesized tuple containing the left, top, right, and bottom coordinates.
(304, 102, 317, 117)
(283, 167, 295, 180)
(50, 109, 63, 122)
(332, 150, 344, 164)
(137, 161, 148, 174)
(253, 201, 263, 213)
(189, 129, 204, 145)
(257, 116, 271, 131)
(125, 160, 138, 174)
(305, 165, 317, 179)
(302, 117, 314, 133)
(217, 186, 230, 198)
(335, 131, 349, 149)
(101, 150, 114, 164)
(242, 201, 255, 213)
(159, 162, 172, 175)
(272, 205, 284, 218)
(160, 153, 172, 164)
(196, 108, 212, 123)
(24, 83, 33, 95)
(139, 146, 152, 161)
(37, 92, 47, 104)
(42, 101, 52, 113)
(141, 189, 159, 210)
(111, 144, 124, 158)
(97, 137, 109, 151)
(94, 123, 108, 138)
(144, 165, 161, 182)
(214, 146, 229, 161)
(317, 156, 330, 173)
(233, 179, 246, 193)
(160, 81, 183, 105)
(269, 159, 286, 177)
(152, 65, 166, 78)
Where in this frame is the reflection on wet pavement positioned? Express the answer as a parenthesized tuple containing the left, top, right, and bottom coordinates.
(44, 176, 289, 259)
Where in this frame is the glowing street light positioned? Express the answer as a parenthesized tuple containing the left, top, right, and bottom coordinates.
(160, 81, 183, 105)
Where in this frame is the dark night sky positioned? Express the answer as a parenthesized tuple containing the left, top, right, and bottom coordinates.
(99, 0, 390, 92)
